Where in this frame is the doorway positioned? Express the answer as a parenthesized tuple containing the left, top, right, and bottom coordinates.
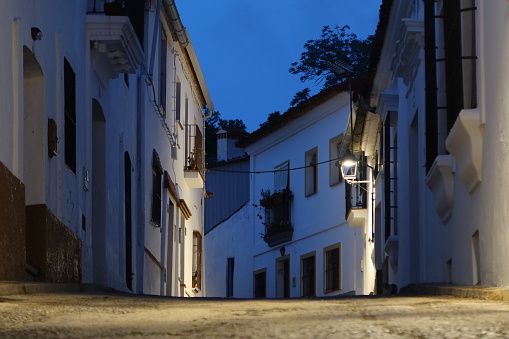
(276, 257, 290, 298)
(92, 99, 106, 285)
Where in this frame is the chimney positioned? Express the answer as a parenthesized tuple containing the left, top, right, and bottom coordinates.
(216, 128, 246, 162)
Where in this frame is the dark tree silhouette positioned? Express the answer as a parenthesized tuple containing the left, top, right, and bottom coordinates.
(289, 25, 373, 89)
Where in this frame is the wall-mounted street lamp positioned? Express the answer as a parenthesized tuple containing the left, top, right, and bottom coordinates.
(340, 150, 358, 182)
(340, 150, 373, 185)
(31, 27, 43, 40)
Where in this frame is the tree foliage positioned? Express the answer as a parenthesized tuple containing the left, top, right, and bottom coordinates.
(218, 119, 246, 131)
(205, 111, 247, 160)
(259, 111, 282, 128)
(289, 25, 374, 89)
(290, 88, 311, 107)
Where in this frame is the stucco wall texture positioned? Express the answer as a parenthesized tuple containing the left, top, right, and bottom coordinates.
(0, 162, 26, 281)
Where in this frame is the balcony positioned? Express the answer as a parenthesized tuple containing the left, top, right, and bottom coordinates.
(86, 14, 143, 84)
(259, 189, 293, 247)
(184, 169, 205, 188)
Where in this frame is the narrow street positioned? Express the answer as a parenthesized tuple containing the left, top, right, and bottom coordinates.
(1, 292, 509, 338)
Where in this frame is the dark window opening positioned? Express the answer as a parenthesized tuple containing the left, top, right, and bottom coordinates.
(125, 0, 145, 48)
(227, 258, 234, 297)
(124, 152, 133, 290)
(64, 58, 76, 174)
(151, 149, 163, 226)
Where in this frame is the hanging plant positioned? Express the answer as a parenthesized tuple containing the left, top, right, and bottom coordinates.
(258, 189, 292, 209)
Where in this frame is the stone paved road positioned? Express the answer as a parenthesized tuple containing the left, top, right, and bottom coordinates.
(1, 292, 509, 338)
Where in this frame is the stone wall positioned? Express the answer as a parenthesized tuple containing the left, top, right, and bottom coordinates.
(0, 162, 26, 281)
(26, 205, 82, 283)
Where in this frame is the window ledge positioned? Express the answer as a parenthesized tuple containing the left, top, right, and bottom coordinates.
(446, 109, 483, 194)
(347, 208, 368, 228)
(425, 155, 454, 223)
(265, 230, 293, 247)
(184, 169, 204, 188)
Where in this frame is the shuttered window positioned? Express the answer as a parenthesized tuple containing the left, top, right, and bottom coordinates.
(274, 161, 289, 191)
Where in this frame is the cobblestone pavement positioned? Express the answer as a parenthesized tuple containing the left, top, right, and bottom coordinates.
(1, 292, 509, 338)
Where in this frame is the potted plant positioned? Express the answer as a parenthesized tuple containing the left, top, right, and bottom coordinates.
(187, 147, 201, 170)
(259, 189, 292, 209)
(104, 0, 127, 16)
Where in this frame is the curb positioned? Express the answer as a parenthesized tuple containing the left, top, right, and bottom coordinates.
(0, 282, 124, 296)
(402, 284, 509, 301)
(0, 282, 81, 296)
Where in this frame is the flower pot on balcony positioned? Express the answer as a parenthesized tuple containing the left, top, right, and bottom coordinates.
(104, 1, 126, 16)
(265, 230, 293, 247)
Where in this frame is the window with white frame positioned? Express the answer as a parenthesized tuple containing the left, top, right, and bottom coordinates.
(329, 135, 343, 186)
(324, 243, 341, 293)
(274, 161, 290, 191)
(305, 147, 318, 196)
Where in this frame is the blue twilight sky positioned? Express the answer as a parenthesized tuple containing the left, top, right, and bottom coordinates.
(177, 1, 382, 132)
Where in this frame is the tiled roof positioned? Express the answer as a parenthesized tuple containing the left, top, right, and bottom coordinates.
(238, 76, 369, 148)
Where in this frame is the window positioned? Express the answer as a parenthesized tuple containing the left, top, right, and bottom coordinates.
(305, 148, 318, 196)
(124, 0, 145, 47)
(175, 80, 181, 122)
(159, 29, 167, 116)
(301, 253, 316, 297)
(151, 149, 163, 226)
(274, 161, 289, 191)
(192, 232, 202, 289)
(186, 123, 203, 171)
(329, 135, 343, 186)
(64, 58, 76, 174)
(324, 244, 341, 292)
(227, 258, 234, 297)
(424, 0, 477, 172)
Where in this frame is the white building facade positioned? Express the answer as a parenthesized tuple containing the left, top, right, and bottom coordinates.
(206, 84, 377, 297)
(0, 0, 212, 297)
(369, 0, 509, 290)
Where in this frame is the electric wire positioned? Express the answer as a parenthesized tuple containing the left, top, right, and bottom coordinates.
(207, 157, 341, 174)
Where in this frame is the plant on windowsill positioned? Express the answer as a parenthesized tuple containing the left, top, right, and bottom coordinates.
(258, 188, 292, 209)
(104, 0, 127, 16)
(187, 147, 202, 171)
(255, 188, 294, 246)
(262, 220, 293, 240)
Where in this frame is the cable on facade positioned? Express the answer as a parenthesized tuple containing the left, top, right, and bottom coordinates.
(207, 157, 340, 174)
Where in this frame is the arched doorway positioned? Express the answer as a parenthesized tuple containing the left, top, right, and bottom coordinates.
(92, 99, 107, 285)
(23, 46, 45, 205)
